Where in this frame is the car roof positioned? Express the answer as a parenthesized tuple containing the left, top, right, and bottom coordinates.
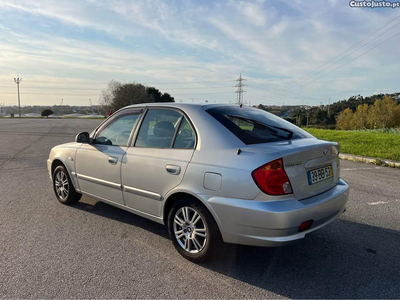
(124, 102, 239, 110)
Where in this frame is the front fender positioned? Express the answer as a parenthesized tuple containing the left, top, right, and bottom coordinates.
(48, 143, 81, 192)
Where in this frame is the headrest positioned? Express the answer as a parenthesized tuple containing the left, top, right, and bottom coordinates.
(153, 121, 175, 137)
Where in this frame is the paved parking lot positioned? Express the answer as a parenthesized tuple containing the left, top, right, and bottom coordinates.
(0, 118, 399, 299)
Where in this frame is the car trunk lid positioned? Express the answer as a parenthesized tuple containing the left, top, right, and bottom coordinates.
(247, 138, 340, 200)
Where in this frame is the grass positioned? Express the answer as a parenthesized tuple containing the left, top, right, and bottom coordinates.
(304, 128, 400, 161)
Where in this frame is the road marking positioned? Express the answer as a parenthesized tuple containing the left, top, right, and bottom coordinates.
(368, 201, 388, 206)
(343, 167, 379, 171)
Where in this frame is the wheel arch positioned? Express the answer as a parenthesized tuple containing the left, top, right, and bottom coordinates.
(162, 191, 223, 238)
(51, 158, 80, 191)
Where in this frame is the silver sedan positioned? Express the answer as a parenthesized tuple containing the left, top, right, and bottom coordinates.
(48, 103, 349, 262)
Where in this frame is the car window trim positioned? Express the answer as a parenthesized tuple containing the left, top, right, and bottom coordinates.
(170, 115, 184, 148)
(131, 106, 197, 150)
(172, 116, 196, 149)
(93, 108, 143, 147)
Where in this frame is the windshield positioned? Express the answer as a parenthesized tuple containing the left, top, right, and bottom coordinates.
(206, 106, 314, 145)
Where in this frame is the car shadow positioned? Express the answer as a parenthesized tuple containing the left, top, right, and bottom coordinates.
(74, 196, 170, 239)
(73, 198, 400, 299)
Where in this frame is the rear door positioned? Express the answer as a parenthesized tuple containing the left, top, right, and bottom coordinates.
(121, 108, 196, 216)
(75, 109, 142, 205)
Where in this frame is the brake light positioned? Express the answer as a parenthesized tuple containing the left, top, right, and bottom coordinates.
(252, 158, 293, 195)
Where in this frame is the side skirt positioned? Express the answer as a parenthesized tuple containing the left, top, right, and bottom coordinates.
(80, 191, 165, 225)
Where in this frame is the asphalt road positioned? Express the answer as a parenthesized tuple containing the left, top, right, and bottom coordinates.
(0, 118, 399, 299)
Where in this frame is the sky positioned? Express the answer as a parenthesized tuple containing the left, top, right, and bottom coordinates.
(0, 0, 399, 107)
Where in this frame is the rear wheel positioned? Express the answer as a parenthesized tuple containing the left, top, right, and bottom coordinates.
(52, 165, 82, 205)
(167, 198, 221, 262)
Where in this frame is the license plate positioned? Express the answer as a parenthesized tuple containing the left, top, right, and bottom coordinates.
(307, 166, 333, 185)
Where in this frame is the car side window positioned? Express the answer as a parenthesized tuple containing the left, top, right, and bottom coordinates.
(95, 113, 140, 146)
(173, 117, 195, 149)
(135, 109, 182, 148)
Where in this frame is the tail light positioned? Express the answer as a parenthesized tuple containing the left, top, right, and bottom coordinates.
(252, 158, 293, 195)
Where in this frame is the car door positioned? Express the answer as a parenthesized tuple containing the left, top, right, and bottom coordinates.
(75, 108, 142, 205)
(121, 108, 196, 216)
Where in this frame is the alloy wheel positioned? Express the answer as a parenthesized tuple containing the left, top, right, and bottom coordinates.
(173, 206, 207, 253)
(55, 171, 69, 200)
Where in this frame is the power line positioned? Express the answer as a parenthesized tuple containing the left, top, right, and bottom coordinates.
(296, 30, 400, 89)
(247, 91, 304, 104)
(170, 91, 235, 96)
(248, 82, 323, 101)
(283, 14, 400, 91)
(285, 20, 400, 91)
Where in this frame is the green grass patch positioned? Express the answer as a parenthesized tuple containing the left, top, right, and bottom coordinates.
(304, 128, 400, 161)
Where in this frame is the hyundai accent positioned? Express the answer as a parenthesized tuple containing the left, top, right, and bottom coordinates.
(48, 103, 349, 262)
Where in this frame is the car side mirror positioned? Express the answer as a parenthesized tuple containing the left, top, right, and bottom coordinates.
(75, 132, 91, 143)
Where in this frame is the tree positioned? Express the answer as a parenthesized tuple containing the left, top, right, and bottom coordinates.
(368, 96, 398, 128)
(352, 104, 369, 129)
(336, 108, 354, 130)
(101, 80, 174, 112)
(41, 109, 54, 118)
(394, 105, 400, 127)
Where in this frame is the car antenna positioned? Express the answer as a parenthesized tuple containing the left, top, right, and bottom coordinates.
(236, 148, 242, 155)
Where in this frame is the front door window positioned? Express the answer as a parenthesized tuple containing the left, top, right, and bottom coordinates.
(95, 113, 140, 146)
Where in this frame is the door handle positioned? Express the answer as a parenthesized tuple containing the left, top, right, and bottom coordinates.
(108, 156, 118, 165)
(166, 164, 181, 175)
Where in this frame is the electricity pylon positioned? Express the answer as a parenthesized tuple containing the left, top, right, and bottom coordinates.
(235, 74, 246, 105)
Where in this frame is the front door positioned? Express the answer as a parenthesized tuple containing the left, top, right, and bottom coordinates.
(75, 109, 142, 205)
(121, 108, 196, 216)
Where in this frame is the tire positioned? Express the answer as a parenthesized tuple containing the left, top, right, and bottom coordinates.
(52, 165, 82, 205)
(167, 198, 221, 263)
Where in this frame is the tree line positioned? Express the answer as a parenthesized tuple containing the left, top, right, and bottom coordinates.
(336, 95, 400, 130)
(101, 80, 174, 112)
(257, 92, 400, 129)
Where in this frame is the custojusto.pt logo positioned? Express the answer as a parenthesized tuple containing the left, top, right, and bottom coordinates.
(349, 0, 400, 8)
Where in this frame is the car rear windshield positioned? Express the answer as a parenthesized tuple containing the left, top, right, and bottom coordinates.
(205, 106, 313, 145)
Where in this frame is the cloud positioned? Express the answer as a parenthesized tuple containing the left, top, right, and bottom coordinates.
(0, 0, 399, 106)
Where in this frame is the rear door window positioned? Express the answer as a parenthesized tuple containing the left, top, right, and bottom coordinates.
(135, 109, 182, 148)
(206, 106, 313, 145)
(173, 117, 196, 149)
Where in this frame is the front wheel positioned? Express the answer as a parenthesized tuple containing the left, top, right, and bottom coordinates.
(167, 198, 221, 262)
(52, 165, 82, 205)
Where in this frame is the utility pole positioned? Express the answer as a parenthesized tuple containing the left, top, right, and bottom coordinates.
(235, 74, 246, 105)
(14, 77, 22, 117)
(60, 98, 64, 116)
(306, 105, 310, 127)
(89, 99, 94, 114)
(328, 97, 331, 117)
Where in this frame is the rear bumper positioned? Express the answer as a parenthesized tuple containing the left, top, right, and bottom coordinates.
(208, 179, 349, 247)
